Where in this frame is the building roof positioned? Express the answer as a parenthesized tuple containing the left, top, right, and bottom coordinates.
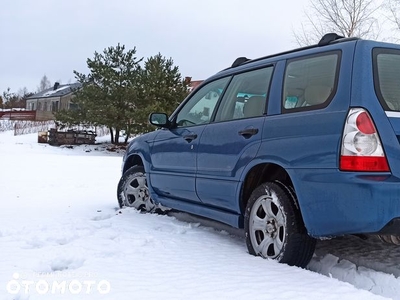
(27, 82, 82, 100)
(189, 80, 203, 91)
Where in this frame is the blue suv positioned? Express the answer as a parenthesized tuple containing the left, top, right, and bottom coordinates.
(117, 33, 400, 267)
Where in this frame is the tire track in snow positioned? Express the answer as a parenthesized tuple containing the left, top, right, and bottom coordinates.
(168, 211, 400, 300)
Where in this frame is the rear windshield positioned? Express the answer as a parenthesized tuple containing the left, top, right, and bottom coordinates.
(373, 48, 400, 111)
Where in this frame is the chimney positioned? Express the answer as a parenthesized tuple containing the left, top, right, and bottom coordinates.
(184, 77, 192, 84)
(53, 82, 60, 90)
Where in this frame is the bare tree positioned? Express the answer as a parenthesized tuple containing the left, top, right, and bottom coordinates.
(294, 0, 382, 46)
(18, 87, 29, 97)
(37, 74, 52, 92)
(384, 0, 400, 29)
(382, 0, 400, 42)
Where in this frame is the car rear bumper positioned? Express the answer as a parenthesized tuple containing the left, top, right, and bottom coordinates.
(291, 169, 400, 238)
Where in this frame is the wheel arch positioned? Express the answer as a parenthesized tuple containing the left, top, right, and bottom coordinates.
(122, 153, 144, 174)
(239, 163, 302, 226)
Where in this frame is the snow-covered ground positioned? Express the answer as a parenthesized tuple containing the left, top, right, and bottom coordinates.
(1, 130, 400, 299)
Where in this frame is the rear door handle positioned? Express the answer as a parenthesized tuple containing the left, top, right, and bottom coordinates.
(183, 133, 198, 142)
(238, 128, 259, 138)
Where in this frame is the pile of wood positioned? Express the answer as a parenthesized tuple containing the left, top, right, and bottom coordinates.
(42, 129, 97, 146)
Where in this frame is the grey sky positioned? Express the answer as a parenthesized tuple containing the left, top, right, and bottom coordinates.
(1, 0, 309, 95)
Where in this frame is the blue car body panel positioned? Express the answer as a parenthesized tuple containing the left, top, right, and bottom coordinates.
(196, 116, 265, 212)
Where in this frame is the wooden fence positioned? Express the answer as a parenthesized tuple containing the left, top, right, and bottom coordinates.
(0, 111, 36, 120)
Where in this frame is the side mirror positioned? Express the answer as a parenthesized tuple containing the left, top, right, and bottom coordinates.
(149, 113, 170, 128)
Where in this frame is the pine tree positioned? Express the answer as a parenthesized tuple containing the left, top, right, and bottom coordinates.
(56, 44, 143, 144)
(135, 53, 189, 133)
(2, 88, 19, 109)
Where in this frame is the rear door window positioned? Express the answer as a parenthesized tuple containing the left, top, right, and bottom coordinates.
(373, 48, 400, 111)
(214, 67, 273, 122)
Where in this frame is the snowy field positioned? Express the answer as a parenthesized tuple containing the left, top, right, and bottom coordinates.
(1, 130, 400, 299)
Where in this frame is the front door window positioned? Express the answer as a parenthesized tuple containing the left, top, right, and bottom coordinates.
(175, 77, 231, 127)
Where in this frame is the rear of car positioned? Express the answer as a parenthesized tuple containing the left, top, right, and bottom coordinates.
(295, 40, 400, 240)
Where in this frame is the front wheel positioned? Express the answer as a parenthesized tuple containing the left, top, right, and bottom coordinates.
(117, 166, 155, 212)
(244, 182, 316, 268)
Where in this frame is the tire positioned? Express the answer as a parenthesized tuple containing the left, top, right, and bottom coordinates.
(244, 181, 316, 268)
(117, 166, 155, 212)
(378, 234, 400, 245)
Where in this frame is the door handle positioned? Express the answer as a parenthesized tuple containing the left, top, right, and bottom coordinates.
(238, 128, 259, 138)
(183, 133, 198, 142)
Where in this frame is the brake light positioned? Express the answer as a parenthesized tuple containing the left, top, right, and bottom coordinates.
(340, 108, 390, 172)
(356, 112, 375, 134)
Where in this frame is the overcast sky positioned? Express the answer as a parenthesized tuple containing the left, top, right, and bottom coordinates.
(1, 0, 309, 95)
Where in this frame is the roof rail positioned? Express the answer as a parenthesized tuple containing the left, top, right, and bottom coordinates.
(231, 57, 250, 68)
(318, 33, 344, 46)
(228, 33, 359, 70)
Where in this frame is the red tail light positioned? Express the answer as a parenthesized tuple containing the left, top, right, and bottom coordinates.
(340, 156, 389, 172)
(356, 112, 376, 134)
(340, 108, 390, 172)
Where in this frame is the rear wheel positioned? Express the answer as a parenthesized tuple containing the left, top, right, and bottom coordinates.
(117, 166, 155, 212)
(378, 234, 400, 245)
(244, 181, 316, 268)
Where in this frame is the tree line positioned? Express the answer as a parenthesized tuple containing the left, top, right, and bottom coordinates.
(0, 88, 32, 110)
(1, 75, 52, 110)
